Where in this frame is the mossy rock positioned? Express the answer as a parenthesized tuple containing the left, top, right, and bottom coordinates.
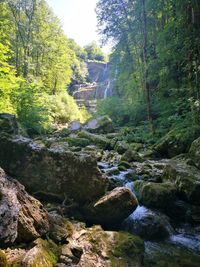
(21, 239, 60, 267)
(124, 171, 138, 181)
(134, 180, 176, 210)
(121, 149, 143, 162)
(0, 113, 18, 135)
(0, 250, 7, 267)
(114, 141, 129, 154)
(129, 142, 143, 151)
(78, 131, 112, 149)
(189, 136, 200, 169)
(118, 161, 132, 170)
(64, 137, 91, 147)
(84, 116, 114, 134)
(153, 125, 200, 158)
(110, 232, 144, 266)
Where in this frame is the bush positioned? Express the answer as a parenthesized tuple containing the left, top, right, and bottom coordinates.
(15, 82, 52, 135)
(49, 91, 90, 124)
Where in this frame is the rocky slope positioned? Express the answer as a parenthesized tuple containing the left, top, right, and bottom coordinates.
(1, 113, 200, 266)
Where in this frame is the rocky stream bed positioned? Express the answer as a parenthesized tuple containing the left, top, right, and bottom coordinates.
(0, 114, 200, 266)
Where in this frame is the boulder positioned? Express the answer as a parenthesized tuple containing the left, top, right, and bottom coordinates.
(123, 206, 173, 240)
(56, 219, 144, 267)
(84, 116, 114, 134)
(2, 239, 59, 267)
(0, 135, 108, 205)
(163, 160, 200, 205)
(84, 187, 138, 227)
(0, 167, 49, 245)
(63, 137, 91, 147)
(2, 217, 144, 267)
(144, 240, 200, 267)
(114, 141, 129, 154)
(78, 130, 112, 149)
(134, 180, 176, 210)
(153, 126, 200, 158)
(0, 113, 18, 134)
(21, 239, 59, 267)
(121, 149, 144, 163)
(70, 121, 82, 131)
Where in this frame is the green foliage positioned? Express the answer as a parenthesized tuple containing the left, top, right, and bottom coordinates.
(0, 42, 22, 113)
(15, 82, 52, 134)
(84, 41, 107, 62)
(96, 0, 200, 139)
(0, 0, 92, 134)
(49, 91, 90, 124)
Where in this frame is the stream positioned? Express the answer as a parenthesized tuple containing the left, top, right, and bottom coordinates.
(98, 158, 200, 266)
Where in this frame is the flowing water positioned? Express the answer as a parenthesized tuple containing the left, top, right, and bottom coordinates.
(98, 159, 200, 266)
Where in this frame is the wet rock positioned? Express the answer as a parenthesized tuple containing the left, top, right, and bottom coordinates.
(84, 116, 114, 134)
(134, 180, 176, 210)
(144, 241, 200, 267)
(163, 160, 200, 205)
(0, 167, 49, 245)
(0, 113, 18, 135)
(123, 206, 173, 240)
(84, 187, 138, 227)
(0, 135, 108, 204)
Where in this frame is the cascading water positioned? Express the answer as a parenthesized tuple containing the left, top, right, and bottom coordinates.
(104, 81, 110, 99)
(98, 156, 200, 266)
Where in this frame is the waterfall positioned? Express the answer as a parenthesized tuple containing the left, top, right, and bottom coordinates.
(104, 81, 110, 99)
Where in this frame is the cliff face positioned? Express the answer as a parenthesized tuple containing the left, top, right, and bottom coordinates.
(73, 61, 112, 112)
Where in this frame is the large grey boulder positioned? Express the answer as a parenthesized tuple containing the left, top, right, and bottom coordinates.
(84, 116, 114, 134)
(83, 187, 138, 227)
(0, 167, 49, 245)
(0, 135, 108, 205)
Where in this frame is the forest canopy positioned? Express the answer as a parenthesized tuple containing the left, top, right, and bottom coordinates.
(96, 0, 200, 142)
(0, 0, 105, 134)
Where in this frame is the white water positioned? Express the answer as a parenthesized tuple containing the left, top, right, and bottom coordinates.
(99, 159, 200, 255)
(104, 81, 110, 99)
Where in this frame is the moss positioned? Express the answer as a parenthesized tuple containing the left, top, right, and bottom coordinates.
(30, 239, 60, 267)
(0, 250, 7, 267)
(118, 161, 132, 169)
(134, 181, 176, 209)
(154, 125, 200, 158)
(109, 232, 144, 267)
(64, 137, 91, 147)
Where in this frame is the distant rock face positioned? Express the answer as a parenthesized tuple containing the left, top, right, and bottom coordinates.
(0, 113, 18, 134)
(0, 135, 108, 205)
(0, 167, 49, 245)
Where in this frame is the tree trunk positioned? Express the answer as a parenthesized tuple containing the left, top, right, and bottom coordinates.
(141, 0, 155, 133)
